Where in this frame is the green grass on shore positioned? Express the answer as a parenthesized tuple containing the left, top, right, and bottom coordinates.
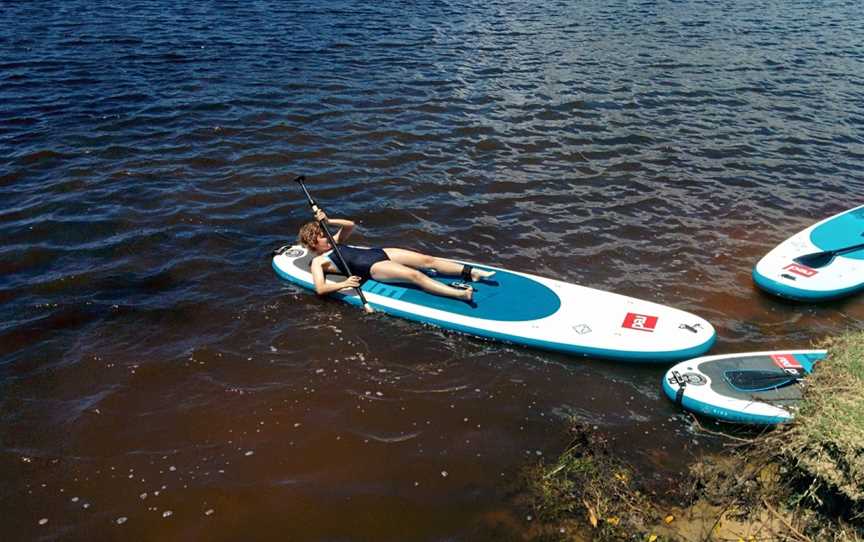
(773, 329, 864, 510)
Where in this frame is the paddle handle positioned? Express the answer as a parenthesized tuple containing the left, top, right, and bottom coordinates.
(294, 175, 316, 208)
(293, 176, 373, 313)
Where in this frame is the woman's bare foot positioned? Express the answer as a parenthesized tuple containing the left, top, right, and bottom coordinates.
(470, 269, 495, 282)
(451, 281, 474, 301)
(461, 287, 474, 302)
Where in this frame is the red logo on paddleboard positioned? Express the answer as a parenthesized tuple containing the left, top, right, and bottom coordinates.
(622, 313, 658, 332)
(783, 263, 818, 278)
(771, 354, 803, 370)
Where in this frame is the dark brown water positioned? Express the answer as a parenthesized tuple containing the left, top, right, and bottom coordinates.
(2, 0, 864, 539)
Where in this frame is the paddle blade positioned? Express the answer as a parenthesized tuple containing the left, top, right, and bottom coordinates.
(793, 250, 835, 269)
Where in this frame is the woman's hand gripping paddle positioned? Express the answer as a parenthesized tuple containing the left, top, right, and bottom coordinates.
(294, 175, 374, 313)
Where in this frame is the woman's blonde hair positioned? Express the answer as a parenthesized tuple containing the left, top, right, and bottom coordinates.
(298, 221, 323, 249)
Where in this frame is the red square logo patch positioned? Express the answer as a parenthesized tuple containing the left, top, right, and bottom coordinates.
(783, 263, 818, 278)
(771, 354, 803, 370)
(622, 313, 658, 332)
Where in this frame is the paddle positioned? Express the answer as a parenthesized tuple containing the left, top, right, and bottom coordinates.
(294, 175, 374, 314)
(793, 240, 864, 269)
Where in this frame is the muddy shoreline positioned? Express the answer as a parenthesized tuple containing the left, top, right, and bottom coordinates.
(522, 332, 864, 541)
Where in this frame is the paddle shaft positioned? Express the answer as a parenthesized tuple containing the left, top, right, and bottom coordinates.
(833, 241, 864, 256)
(293, 176, 372, 311)
(794, 240, 864, 268)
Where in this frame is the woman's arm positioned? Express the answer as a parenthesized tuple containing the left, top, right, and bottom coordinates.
(332, 218, 354, 243)
(314, 209, 355, 244)
(310, 256, 361, 295)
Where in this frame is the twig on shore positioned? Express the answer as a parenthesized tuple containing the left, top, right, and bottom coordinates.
(689, 414, 757, 444)
(702, 498, 733, 542)
(701, 460, 773, 542)
(762, 497, 812, 542)
(582, 497, 598, 528)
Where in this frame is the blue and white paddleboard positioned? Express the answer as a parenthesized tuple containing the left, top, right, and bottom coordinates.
(663, 350, 826, 425)
(753, 204, 864, 301)
(272, 245, 716, 362)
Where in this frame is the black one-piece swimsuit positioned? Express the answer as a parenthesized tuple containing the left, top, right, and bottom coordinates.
(325, 245, 390, 280)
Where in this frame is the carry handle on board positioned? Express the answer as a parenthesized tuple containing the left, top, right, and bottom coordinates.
(293, 175, 373, 313)
(794, 240, 864, 269)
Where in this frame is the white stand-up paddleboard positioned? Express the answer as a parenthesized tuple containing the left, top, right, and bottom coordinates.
(753, 204, 864, 301)
(273, 245, 715, 362)
(663, 350, 826, 425)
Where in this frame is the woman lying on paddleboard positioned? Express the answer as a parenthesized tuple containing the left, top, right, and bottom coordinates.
(299, 209, 494, 302)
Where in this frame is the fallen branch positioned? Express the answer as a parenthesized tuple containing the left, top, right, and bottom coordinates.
(762, 498, 812, 542)
(689, 413, 757, 444)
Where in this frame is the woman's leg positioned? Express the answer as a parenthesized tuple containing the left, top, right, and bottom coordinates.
(382, 248, 494, 280)
(370, 260, 472, 300)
